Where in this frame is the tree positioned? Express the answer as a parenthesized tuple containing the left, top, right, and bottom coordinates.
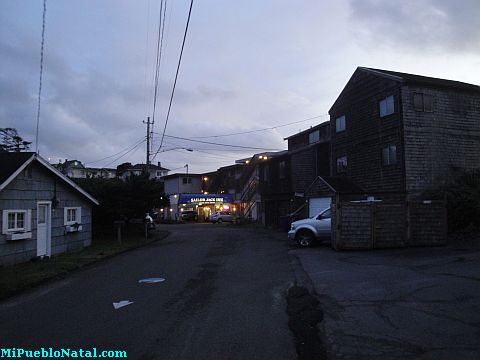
(116, 162, 132, 177)
(0, 128, 32, 152)
(74, 174, 168, 236)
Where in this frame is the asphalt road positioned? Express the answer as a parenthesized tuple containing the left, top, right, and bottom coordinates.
(0, 224, 297, 359)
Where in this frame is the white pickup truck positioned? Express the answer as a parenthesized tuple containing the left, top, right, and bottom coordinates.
(287, 207, 331, 247)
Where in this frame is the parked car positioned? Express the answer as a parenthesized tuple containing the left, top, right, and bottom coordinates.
(181, 210, 198, 221)
(288, 208, 331, 247)
(211, 211, 234, 223)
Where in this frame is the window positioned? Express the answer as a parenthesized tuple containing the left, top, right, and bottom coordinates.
(382, 145, 397, 166)
(335, 115, 346, 132)
(2, 210, 31, 234)
(64, 207, 82, 225)
(309, 130, 320, 144)
(279, 161, 286, 179)
(413, 93, 433, 112)
(317, 209, 331, 219)
(379, 95, 395, 117)
(23, 167, 33, 179)
(336, 156, 347, 173)
(156, 171, 162, 177)
(182, 177, 192, 184)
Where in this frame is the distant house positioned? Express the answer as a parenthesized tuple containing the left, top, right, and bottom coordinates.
(329, 67, 480, 199)
(0, 152, 99, 266)
(55, 159, 87, 179)
(55, 160, 117, 180)
(86, 167, 116, 179)
(120, 162, 169, 181)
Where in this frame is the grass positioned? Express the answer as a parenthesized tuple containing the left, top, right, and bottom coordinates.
(0, 230, 169, 301)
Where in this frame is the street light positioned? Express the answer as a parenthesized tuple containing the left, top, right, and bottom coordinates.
(153, 147, 193, 156)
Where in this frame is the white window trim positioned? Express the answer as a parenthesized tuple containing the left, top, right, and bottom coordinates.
(64, 207, 82, 226)
(2, 209, 32, 234)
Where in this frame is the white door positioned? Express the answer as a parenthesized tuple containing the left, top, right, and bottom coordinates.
(309, 197, 331, 217)
(37, 202, 51, 257)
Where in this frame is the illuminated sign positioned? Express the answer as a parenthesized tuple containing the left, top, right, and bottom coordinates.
(179, 193, 233, 204)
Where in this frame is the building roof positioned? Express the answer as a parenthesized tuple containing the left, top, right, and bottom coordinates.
(320, 176, 365, 194)
(131, 163, 170, 171)
(0, 152, 99, 205)
(362, 67, 480, 93)
(162, 173, 202, 179)
(0, 152, 34, 185)
(331, 67, 480, 114)
(284, 121, 330, 141)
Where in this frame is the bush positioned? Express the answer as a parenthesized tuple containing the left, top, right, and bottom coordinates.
(74, 174, 169, 235)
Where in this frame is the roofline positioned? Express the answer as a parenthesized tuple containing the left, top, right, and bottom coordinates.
(0, 153, 36, 192)
(36, 156, 99, 205)
(283, 121, 329, 140)
(162, 173, 202, 179)
(0, 154, 99, 205)
(359, 67, 405, 82)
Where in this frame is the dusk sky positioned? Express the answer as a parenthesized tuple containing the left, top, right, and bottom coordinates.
(2, 0, 480, 174)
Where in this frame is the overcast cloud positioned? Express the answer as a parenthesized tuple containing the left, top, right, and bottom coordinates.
(1, 0, 480, 173)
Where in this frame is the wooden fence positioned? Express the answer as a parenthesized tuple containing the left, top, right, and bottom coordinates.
(332, 200, 446, 250)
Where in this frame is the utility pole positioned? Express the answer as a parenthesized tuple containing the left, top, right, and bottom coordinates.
(143, 117, 153, 172)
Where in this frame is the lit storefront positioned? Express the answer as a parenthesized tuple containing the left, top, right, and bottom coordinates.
(175, 193, 236, 220)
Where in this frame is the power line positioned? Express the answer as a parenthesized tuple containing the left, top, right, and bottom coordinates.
(151, 0, 167, 127)
(102, 139, 147, 168)
(153, 0, 194, 160)
(162, 139, 248, 158)
(35, 0, 47, 154)
(187, 114, 329, 139)
(154, 133, 284, 151)
(84, 138, 146, 165)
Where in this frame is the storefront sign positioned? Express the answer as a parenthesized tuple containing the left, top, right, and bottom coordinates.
(179, 193, 234, 204)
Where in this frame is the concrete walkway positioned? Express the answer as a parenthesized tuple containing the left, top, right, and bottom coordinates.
(290, 244, 480, 359)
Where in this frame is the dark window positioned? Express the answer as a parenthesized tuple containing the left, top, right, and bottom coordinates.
(379, 95, 395, 117)
(279, 161, 286, 179)
(317, 209, 331, 219)
(414, 93, 433, 112)
(382, 145, 397, 166)
(336, 156, 347, 173)
(23, 167, 33, 179)
(335, 115, 346, 132)
(182, 177, 192, 184)
(309, 130, 320, 144)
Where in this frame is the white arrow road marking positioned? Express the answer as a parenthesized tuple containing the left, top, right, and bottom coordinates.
(113, 300, 133, 310)
(138, 278, 166, 283)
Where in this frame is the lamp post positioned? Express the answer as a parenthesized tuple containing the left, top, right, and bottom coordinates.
(152, 147, 193, 157)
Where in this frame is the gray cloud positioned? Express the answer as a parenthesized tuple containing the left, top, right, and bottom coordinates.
(348, 0, 480, 53)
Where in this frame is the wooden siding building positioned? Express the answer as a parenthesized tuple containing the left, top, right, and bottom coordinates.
(329, 67, 480, 199)
(0, 152, 99, 266)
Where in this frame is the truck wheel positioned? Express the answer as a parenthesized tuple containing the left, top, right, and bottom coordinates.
(296, 230, 314, 247)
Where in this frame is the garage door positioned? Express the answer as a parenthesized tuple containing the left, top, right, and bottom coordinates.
(309, 197, 331, 217)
